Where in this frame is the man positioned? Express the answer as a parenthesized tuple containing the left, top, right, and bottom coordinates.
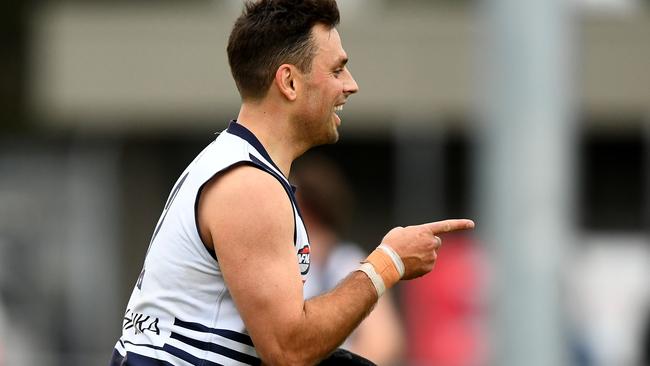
(110, 1, 474, 365)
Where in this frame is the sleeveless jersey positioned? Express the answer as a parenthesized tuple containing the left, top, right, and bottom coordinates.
(110, 121, 311, 366)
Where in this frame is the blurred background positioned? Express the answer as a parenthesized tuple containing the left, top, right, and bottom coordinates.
(1, 0, 649, 365)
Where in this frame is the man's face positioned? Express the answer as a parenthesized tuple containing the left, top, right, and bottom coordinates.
(296, 24, 359, 146)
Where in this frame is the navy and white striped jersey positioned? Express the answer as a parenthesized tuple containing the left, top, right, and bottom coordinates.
(110, 121, 311, 366)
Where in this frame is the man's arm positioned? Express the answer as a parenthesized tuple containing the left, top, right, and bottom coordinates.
(199, 165, 375, 365)
(198, 165, 473, 366)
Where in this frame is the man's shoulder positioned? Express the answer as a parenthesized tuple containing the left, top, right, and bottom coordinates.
(197, 131, 250, 164)
(219, 164, 281, 188)
(198, 163, 295, 250)
(186, 131, 255, 185)
(202, 164, 291, 214)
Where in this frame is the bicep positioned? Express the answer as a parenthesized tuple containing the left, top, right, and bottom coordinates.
(198, 166, 305, 352)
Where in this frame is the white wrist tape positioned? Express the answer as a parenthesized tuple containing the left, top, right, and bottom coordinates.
(378, 244, 405, 278)
(358, 262, 385, 298)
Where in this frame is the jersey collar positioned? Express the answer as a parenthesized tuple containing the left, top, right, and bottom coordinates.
(226, 120, 290, 182)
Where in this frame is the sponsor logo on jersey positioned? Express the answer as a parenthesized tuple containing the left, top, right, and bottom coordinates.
(123, 309, 160, 336)
(297, 244, 311, 275)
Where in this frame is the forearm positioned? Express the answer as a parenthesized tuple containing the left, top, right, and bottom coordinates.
(275, 271, 378, 365)
(267, 246, 407, 365)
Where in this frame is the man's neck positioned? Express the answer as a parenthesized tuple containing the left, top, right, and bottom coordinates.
(236, 102, 303, 178)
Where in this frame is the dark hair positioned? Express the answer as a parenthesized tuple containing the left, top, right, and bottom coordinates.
(227, 0, 340, 100)
(291, 153, 355, 232)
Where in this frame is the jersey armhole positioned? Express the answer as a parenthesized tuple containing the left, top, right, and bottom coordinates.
(193, 161, 297, 262)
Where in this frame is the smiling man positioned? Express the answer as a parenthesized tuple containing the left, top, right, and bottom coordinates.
(110, 1, 474, 365)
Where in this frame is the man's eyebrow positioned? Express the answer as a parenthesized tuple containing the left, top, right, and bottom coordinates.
(336, 57, 349, 68)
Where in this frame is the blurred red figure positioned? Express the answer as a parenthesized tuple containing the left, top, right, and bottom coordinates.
(403, 234, 489, 366)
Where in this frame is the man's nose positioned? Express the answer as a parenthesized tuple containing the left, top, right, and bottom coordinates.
(344, 68, 359, 95)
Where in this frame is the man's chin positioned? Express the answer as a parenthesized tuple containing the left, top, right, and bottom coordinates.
(311, 129, 339, 148)
(328, 128, 340, 144)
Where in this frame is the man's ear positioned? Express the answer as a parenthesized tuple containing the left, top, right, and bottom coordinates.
(275, 64, 298, 101)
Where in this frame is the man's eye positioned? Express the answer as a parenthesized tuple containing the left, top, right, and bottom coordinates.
(333, 69, 343, 76)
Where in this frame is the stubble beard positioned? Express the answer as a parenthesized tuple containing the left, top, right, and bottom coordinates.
(295, 98, 339, 148)
(297, 117, 338, 150)
(296, 87, 340, 148)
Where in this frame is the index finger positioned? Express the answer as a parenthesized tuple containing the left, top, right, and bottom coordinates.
(420, 219, 475, 234)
